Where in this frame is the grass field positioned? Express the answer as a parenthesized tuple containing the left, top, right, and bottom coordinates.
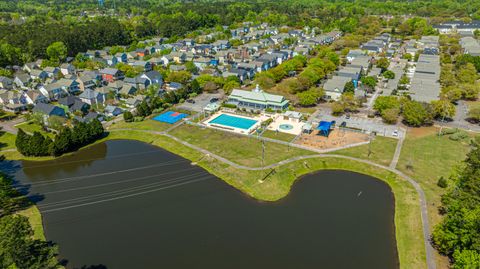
(14, 122, 55, 138)
(109, 118, 173, 132)
(261, 130, 297, 142)
(169, 124, 316, 167)
(17, 206, 45, 241)
(0, 131, 16, 150)
(397, 127, 475, 268)
(332, 136, 398, 166)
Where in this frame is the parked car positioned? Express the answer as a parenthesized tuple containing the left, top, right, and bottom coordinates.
(210, 98, 219, 103)
(345, 114, 350, 119)
(392, 130, 399, 137)
(186, 99, 195, 104)
(340, 121, 347, 128)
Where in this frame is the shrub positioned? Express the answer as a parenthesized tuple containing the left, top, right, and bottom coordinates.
(222, 103, 237, 109)
(437, 177, 448, 188)
(449, 131, 468, 141)
(133, 116, 144, 122)
(440, 128, 458, 136)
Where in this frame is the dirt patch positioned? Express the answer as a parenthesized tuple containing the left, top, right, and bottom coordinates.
(296, 128, 369, 150)
(407, 126, 439, 139)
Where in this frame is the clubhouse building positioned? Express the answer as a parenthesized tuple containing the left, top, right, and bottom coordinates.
(227, 85, 289, 111)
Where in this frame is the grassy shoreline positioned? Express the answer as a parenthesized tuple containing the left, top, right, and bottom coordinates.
(3, 129, 426, 269)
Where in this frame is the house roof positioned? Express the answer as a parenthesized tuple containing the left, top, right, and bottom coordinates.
(32, 103, 61, 115)
(100, 68, 120, 75)
(229, 87, 288, 106)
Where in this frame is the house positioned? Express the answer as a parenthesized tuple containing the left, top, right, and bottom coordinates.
(140, 71, 163, 86)
(56, 78, 81, 94)
(125, 97, 142, 108)
(70, 99, 90, 114)
(223, 68, 248, 82)
(32, 103, 66, 117)
(323, 76, 351, 101)
(0, 77, 13, 89)
(119, 84, 137, 96)
(23, 62, 39, 73)
(43, 67, 61, 78)
(25, 90, 48, 104)
(115, 52, 128, 63)
(14, 73, 32, 88)
(79, 89, 105, 105)
(30, 70, 49, 81)
(0, 91, 28, 112)
(227, 85, 289, 111)
(104, 105, 123, 117)
(105, 55, 118, 66)
(169, 65, 186, 72)
(129, 61, 152, 72)
(77, 71, 100, 90)
(60, 63, 76, 76)
(58, 95, 78, 107)
(165, 82, 184, 91)
(100, 68, 124, 83)
(75, 111, 103, 123)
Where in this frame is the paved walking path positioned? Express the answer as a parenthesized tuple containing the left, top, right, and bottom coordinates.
(390, 133, 405, 169)
(108, 126, 435, 269)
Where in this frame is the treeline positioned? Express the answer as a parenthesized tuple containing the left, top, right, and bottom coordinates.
(15, 119, 104, 157)
(371, 96, 455, 126)
(1, 0, 479, 67)
(0, 172, 59, 268)
(432, 137, 480, 268)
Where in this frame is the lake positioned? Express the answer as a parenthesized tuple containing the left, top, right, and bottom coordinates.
(7, 140, 398, 269)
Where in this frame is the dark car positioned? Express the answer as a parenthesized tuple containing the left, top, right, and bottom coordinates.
(210, 98, 219, 103)
(186, 99, 195, 104)
(340, 121, 347, 128)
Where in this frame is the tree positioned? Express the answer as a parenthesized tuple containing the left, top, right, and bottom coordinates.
(0, 215, 59, 269)
(185, 61, 198, 74)
(376, 57, 390, 70)
(381, 108, 400, 124)
(297, 87, 324, 107)
(166, 71, 191, 84)
(331, 102, 345, 115)
(431, 99, 456, 119)
(468, 106, 480, 122)
(361, 76, 377, 90)
(402, 100, 432, 126)
(344, 81, 355, 93)
(373, 96, 400, 114)
(432, 137, 480, 268)
(46, 41, 67, 63)
(123, 111, 134, 122)
(382, 70, 395, 79)
(457, 63, 477, 84)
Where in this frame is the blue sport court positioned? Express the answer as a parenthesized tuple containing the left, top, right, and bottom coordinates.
(153, 111, 187, 124)
(208, 114, 258, 130)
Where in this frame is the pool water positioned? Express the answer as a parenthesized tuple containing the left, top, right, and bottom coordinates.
(279, 124, 294, 130)
(209, 114, 258, 130)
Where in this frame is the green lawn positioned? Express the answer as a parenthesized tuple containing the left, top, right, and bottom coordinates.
(332, 136, 398, 166)
(169, 124, 315, 167)
(17, 206, 45, 241)
(0, 131, 16, 150)
(261, 130, 297, 142)
(109, 118, 173, 132)
(14, 122, 54, 138)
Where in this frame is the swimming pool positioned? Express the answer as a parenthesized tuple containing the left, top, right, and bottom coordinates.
(208, 114, 258, 130)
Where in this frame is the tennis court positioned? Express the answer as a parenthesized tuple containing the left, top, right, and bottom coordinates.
(153, 111, 187, 124)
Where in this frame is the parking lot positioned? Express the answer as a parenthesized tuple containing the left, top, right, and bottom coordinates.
(177, 92, 224, 112)
(313, 113, 405, 139)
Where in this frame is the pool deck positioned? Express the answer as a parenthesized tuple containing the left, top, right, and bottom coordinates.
(203, 111, 269, 135)
(267, 115, 304, 135)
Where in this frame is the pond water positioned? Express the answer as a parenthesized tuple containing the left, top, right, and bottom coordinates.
(6, 140, 398, 269)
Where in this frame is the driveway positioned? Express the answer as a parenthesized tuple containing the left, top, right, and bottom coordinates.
(0, 117, 25, 134)
(177, 92, 224, 112)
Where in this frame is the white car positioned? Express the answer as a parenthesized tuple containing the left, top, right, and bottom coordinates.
(392, 130, 399, 137)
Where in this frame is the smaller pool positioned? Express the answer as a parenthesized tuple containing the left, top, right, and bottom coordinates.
(279, 124, 294, 130)
(208, 114, 258, 130)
